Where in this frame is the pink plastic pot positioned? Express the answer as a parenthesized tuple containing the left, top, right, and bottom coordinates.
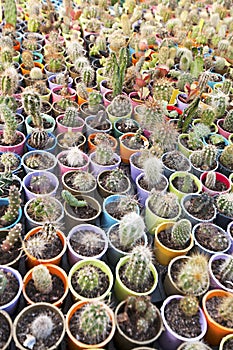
(57, 150, 90, 175)
(51, 86, 77, 103)
(56, 114, 85, 134)
(0, 131, 26, 156)
(200, 171, 231, 196)
(217, 119, 232, 140)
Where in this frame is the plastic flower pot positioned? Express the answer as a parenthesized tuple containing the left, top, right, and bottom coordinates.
(23, 226, 67, 269)
(114, 255, 158, 302)
(0, 310, 13, 349)
(68, 258, 113, 302)
(219, 333, 233, 350)
(51, 86, 77, 103)
(136, 172, 169, 206)
(169, 171, 202, 202)
(85, 115, 112, 137)
(119, 132, 149, 164)
(0, 198, 22, 231)
(208, 253, 233, 293)
(67, 224, 108, 265)
(87, 133, 118, 153)
(22, 263, 69, 307)
(97, 169, 132, 198)
(25, 114, 56, 135)
(200, 171, 231, 196)
(129, 151, 144, 182)
(0, 265, 23, 315)
(0, 130, 26, 156)
(57, 150, 90, 175)
(22, 170, 59, 201)
(159, 295, 207, 350)
(47, 74, 73, 90)
(154, 222, 194, 266)
(25, 132, 57, 154)
(13, 302, 65, 350)
(202, 289, 233, 346)
(89, 151, 121, 177)
(217, 119, 232, 140)
(21, 150, 57, 173)
(56, 114, 85, 134)
(207, 73, 225, 89)
(66, 300, 115, 350)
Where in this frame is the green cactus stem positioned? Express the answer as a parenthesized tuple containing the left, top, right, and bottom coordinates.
(32, 265, 53, 294)
(223, 110, 233, 133)
(1, 105, 17, 145)
(171, 219, 191, 246)
(219, 145, 233, 170)
(205, 171, 216, 190)
(216, 193, 233, 218)
(119, 212, 145, 250)
(61, 190, 87, 207)
(180, 295, 199, 317)
(4, 0, 17, 27)
(0, 185, 21, 227)
(1, 223, 22, 252)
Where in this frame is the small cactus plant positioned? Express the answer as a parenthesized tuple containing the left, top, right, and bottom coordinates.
(32, 264, 53, 294)
(61, 107, 80, 127)
(148, 190, 180, 219)
(61, 190, 87, 208)
(118, 212, 145, 251)
(108, 95, 132, 118)
(30, 314, 54, 340)
(219, 144, 233, 170)
(204, 171, 216, 190)
(0, 104, 18, 145)
(22, 88, 42, 128)
(73, 264, 99, 295)
(29, 67, 44, 81)
(94, 142, 114, 166)
(0, 269, 8, 295)
(180, 295, 199, 317)
(88, 91, 102, 114)
(66, 171, 96, 192)
(64, 148, 87, 168)
(218, 295, 233, 324)
(176, 253, 209, 296)
(1, 223, 22, 252)
(218, 256, 233, 287)
(0, 185, 21, 227)
(171, 219, 192, 247)
(222, 110, 233, 133)
(103, 168, 127, 193)
(142, 156, 164, 189)
(191, 145, 218, 171)
(216, 193, 233, 218)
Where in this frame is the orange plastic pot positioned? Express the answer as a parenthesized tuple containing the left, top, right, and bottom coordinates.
(66, 300, 116, 350)
(119, 132, 149, 164)
(22, 263, 69, 307)
(202, 289, 233, 346)
(87, 133, 118, 153)
(77, 87, 93, 105)
(154, 222, 194, 266)
(23, 226, 67, 269)
(20, 62, 44, 76)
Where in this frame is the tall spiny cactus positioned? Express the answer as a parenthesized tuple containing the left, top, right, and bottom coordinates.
(4, 0, 17, 28)
(1, 223, 22, 252)
(111, 47, 128, 97)
(205, 171, 216, 190)
(0, 104, 17, 145)
(0, 185, 21, 226)
(22, 88, 42, 128)
(62, 107, 79, 127)
(119, 212, 145, 251)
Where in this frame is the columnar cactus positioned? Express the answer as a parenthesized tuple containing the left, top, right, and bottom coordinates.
(1, 223, 22, 252)
(76, 82, 89, 100)
(219, 145, 233, 170)
(0, 185, 21, 226)
(205, 171, 216, 190)
(124, 246, 153, 292)
(78, 302, 111, 344)
(22, 88, 42, 128)
(171, 219, 191, 246)
(4, 0, 17, 27)
(177, 253, 209, 295)
(62, 107, 79, 127)
(95, 142, 114, 165)
(192, 145, 218, 170)
(216, 193, 233, 218)
(180, 173, 195, 193)
(0, 46, 13, 64)
(0, 105, 17, 145)
(223, 110, 233, 133)
(32, 265, 53, 294)
(108, 95, 132, 118)
(67, 41, 84, 62)
(119, 212, 145, 250)
(74, 56, 90, 73)
(22, 51, 34, 71)
(0, 66, 18, 96)
(81, 65, 95, 87)
(143, 156, 163, 189)
(221, 79, 232, 95)
(111, 47, 128, 97)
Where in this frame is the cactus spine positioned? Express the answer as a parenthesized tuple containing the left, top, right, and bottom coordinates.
(119, 212, 145, 250)
(108, 95, 132, 118)
(88, 91, 102, 113)
(200, 108, 215, 127)
(149, 191, 179, 219)
(0, 270, 8, 295)
(1, 223, 21, 252)
(0, 185, 21, 226)
(223, 110, 233, 133)
(62, 107, 79, 127)
(219, 145, 233, 170)
(219, 257, 233, 286)
(171, 219, 191, 246)
(4, 0, 17, 27)
(205, 171, 216, 190)
(216, 193, 233, 217)
(32, 265, 53, 294)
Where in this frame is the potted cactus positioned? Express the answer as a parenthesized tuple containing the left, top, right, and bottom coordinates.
(56, 106, 85, 134)
(80, 90, 105, 118)
(161, 150, 191, 179)
(119, 129, 149, 164)
(189, 145, 219, 177)
(13, 302, 65, 350)
(215, 193, 233, 229)
(145, 190, 181, 234)
(107, 212, 148, 267)
(57, 147, 89, 175)
(97, 168, 131, 198)
(62, 170, 97, 196)
(208, 253, 233, 293)
(0, 223, 22, 268)
(217, 110, 233, 139)
(22, 171, 59, 200)
(66, 300, 116, 350)
(200, 171, 231, 196)
(164, 254, 210, 298)
(114, 296, 163, 350)
(0, 185, 22, 231)
(218, 144, 233, 177)
(106, 95, 133, 124)
(114, 246, 158, 301)
(21, 150, 57, 173)
(169, 171, 202, 201)
(85, 110, 112, 136)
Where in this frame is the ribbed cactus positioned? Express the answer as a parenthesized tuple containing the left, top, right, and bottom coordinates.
(75, 265, 99, 293)
(219, 145, 233, 169)
(143, 156, 163, 188)
(180, 53, 192, 72)
(198, 72, 210, 92)
(218, 39, 230, 53)
(31, 315, 54, 340)
(76, 82, 89, 100)
(150, 120, 178, 157)
(177, 72, 195, 91)
(105, 168, 126, 192)
(0, 105, 17, 145)
(81, 65, 95, 87)
(61, 190, 87, 207)
(221, 79, 232, 95)
(197, 145, 217, 170)
(187, 124, 210, 151)
(219, 256, 233, 285)
(149, 191, 179, 219)
(216, 193, 233, 218)
(111, 47, 128, 97)
(180, 173, 195, 193)
(0, 46, 13, 64)
(88, 91, 102, 114)
(200, 108, 216, 127)
(117, 195, 138, 215)
(4, 0, 17, 27)
(0, 270, 8, 295)
(0, 66, 18, 96)
(27, 16, 40, 32)
(124, 246, 153, 292)
(218, 295, 233, 322)
(74, 56, 90, 73)
(32, 265, 53, 294)
(177, 253, 209, 295)
(153, 78, 174, 102)
(62, 107, 79, 127)
(214, 96, 227, 118)
(29, 130, 49, 150)
(214, 57, 226, 71)
(0, 185, 21, 226)
(180, 295, 199, 317)
(119, 212, 145, 250)
(1, 223, 22, 252)
(171, 219, 191, 246)
(78, 302, 111, 344)
(95, 142, 114, 165)
(22, 51, 34, 70)
(29, 67, 44, 81)
(223, 110, 233, 133)
(22, 88, 42, 128)
(108, 95, 132, 118)
(205, 171, 216, 190)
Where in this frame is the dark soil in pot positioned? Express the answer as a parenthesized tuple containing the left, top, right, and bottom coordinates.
(116, 120, 138, 133)
(70, 204, 98, 219)
(71, 265, 109, 298)
(98, 172, 129, 193)
(0, 179, 21, 198)
(0, 269, 18, 305)
(0, 313, 10, 348)
(0, 133, 24, 147)
(205, 296, 233, 328)
(172, 177, 198, 193)
(138, 175, 167, 191)
(119, 264, 154, 293)
(163, 152, 190, 172)
(24, 153, 55, 170)
(70, 229, 105, 257)
(164, 298, 202, 338)
(28, 119, 53, 130)
(16, 307, 64, 349)
(0, 236, 21, 264)
(202, 178, 227, 192)
(41, 102, 52, 114)
(25, 232, 63, 259)
(105, 200, 136, 221)
(211, 258, 233, 290)
(121, 135, 146, 150)
(90, 135, 115, 148)
(180, 136, 202, 151)
(25, 275, 64, 303)
(184, 197, 215, 220)
(158, 228, 191, 250)
(204, 135, 226, 150)
(223, 337, 233, 350)
(59, 155, 87, 168)
(109, 225, 145, 253)
(194, 223, 229, 252)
